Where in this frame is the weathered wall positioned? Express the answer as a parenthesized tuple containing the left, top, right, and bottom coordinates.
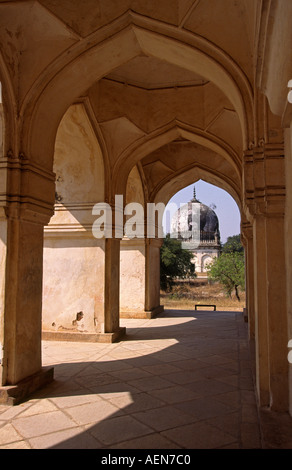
(42, 240, 105, 333)
(120, 242, 146, 314)
(120, 165, 146, 315)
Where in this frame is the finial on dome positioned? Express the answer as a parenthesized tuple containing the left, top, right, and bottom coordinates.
(192, 184, 198, 202)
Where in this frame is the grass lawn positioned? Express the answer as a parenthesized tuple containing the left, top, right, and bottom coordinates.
(160, 278, 246, 311)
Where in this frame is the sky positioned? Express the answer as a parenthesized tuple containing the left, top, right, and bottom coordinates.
(162, 179, 241, 244)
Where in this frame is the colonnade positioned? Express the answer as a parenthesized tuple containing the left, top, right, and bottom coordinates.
(0, 0, 291, 418)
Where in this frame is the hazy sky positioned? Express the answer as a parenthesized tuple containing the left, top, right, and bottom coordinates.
(163, 179, 241, 244)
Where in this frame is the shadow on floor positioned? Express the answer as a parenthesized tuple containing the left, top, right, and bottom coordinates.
(16, 310, 272, 449)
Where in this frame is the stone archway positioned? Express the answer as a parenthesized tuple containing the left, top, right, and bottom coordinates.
(0, 2, 289, 416)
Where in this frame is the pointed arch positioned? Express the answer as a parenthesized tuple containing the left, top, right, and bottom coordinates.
(154, 166, 242, 211)
(0, 52, 18, 157)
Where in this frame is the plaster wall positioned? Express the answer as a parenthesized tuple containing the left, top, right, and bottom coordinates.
(42, 239, 105, 333)
(120, 243, 145, 314)
(120, 166, 147, 316)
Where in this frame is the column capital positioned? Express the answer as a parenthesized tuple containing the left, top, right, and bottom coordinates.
(121, 236, 146, 247)
(241, 221, 253, 242)
(0, 156, 55, 225)
(243, 141, 285, 219)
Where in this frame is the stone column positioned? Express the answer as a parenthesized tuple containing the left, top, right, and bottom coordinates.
(241, 221, 255, 339)
(279, 94, 292, 416)
(264, 141, 288, 411)
(253, 213, 270, 407)
(252, 206, 288, 411)
(104, 237, 125, 340)
(284, 125, 292, 416)
(145, 238, 164, 317)
(265, 211, 288, 410)
(0, 155, 55, 404)
(244, 133, 289, 411)
(246, 139, 288, 411)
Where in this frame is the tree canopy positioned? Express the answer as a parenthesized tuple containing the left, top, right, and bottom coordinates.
(222, 234, 244, 253)
(160, 235, 196, 291)
(206, 234, 245, 301)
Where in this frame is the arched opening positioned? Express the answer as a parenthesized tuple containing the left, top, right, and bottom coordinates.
(42, 103, 108, 339)
(160, 180, 244, 313)
(115, 120, 243, 320)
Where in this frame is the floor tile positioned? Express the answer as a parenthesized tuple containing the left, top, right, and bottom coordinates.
(162, 421, 237, 449)
(128, 376, 174, 392)
(148, 385, 199, 404)
(65, 400, 122, 425)
(108, 392, 164, 413)
(29, 427, 102, 449)
(12, 410, 76, 439)
(132, 405, 195, 431)
(174, 396, 234, 420)
(0, 423, 23, 445)
(49, 391, 102, 409)
(111, 432, 180, 449)
(88, 415, 152, 446)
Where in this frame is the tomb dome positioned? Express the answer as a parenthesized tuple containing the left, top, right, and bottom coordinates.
(170, 186, 221, 244)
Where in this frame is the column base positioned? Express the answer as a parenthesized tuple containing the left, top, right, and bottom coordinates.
(0, 366, 54, 406)
(120, 305, 164, 319)
(243, 307, 248, 322)
(42, 327, 126, 343)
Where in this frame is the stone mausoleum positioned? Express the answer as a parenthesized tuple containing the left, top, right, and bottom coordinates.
(170, 185, 221, 276)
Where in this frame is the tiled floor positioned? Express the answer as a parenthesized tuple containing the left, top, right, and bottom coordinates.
(0, 309, 292, 449)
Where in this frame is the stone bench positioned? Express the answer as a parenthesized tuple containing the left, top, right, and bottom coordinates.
(195, 304, 216, 311)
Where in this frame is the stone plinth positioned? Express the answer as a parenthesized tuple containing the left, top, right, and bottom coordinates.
(42, 327, 126, 344)
(0, 367, 54, 406)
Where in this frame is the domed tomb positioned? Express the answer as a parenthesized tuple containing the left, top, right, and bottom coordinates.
(170, 185, 221, 275)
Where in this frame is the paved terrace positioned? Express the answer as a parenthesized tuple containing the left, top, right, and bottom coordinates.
(1, 309, 292, 450)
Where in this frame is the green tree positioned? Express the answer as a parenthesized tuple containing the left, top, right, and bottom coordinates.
(160, 235, 196, 291)
(223, 234, 244, 254)
(206, 251, 245, 301)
